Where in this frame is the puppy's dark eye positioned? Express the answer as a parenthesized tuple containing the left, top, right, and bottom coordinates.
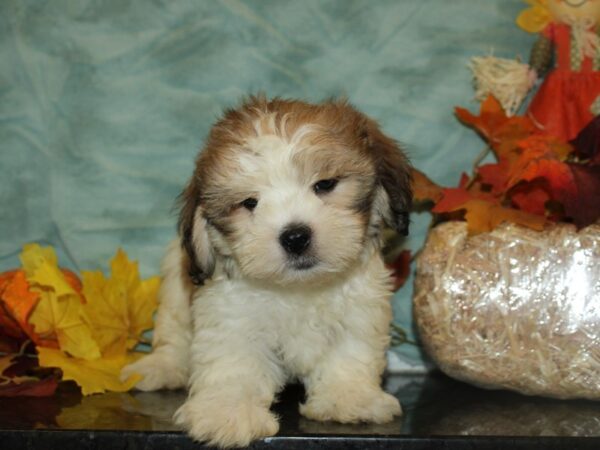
(240, 197, 258, 211)
(313, 179, 338, 194)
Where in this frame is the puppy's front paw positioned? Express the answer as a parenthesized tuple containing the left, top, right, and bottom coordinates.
(301, 388, 401, 424)
(174, 397, 279, 448)
(120, 353, 187, 391)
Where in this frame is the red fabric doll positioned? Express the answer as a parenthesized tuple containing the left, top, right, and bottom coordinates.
(520, 0, 600, 141)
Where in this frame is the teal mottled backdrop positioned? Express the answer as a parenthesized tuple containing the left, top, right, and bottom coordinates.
(0, 0, 534, 370)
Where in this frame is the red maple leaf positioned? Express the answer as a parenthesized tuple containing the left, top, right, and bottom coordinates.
(432, 180, 498, 214)
(510, 180, 551, 216)
(387, 250, 412, 291)
(562, 164, 600, 228)
(477, 160, 510, 195)
(0, 377, 59, 397)
(571, 116, 600, 165)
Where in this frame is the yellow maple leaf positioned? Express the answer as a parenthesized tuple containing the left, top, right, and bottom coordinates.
(22, 244, 101, 360)
(20, 245, 159, 395)
(37, 347, 143, 395)
(21, 245, 74, 298)
(82, 249, 159, 357)
(463, 199, 547, 234)
(109, 250, 160, 345)
(20, 244, 59, 276)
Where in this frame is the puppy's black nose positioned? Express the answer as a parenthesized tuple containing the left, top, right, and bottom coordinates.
(279, 224, 312, 256)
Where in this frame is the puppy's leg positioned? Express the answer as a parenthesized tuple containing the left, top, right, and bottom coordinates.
(121, 240, 193, 391)
(300, 333, 401, 424)
(174, 302, 285, 448)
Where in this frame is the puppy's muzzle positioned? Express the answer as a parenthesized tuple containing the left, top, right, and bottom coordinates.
(279, 224, 312, 256)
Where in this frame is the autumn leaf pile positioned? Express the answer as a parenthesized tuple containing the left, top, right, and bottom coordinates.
(414, 95, 600, 234)
(0, 244, 159, 396)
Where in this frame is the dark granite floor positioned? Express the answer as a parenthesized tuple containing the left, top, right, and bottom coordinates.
(2, 371, 600, 449)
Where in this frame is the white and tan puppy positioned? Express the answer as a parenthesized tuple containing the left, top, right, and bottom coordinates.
(121, 97, 412, 448)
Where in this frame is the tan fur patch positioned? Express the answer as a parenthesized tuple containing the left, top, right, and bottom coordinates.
(178, 96, 412, 283)
(195, 97, 381, 209)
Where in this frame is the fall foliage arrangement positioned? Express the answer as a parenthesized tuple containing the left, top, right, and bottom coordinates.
(410, 0, 600, 400)
(421, 95, 600, 233)
(434, 0, 600, 231)
(410, 94, 600, 400)
(0, 244, 159, 397)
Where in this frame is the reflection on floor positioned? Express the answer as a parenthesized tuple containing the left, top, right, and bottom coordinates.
(2, 372, 600, 437)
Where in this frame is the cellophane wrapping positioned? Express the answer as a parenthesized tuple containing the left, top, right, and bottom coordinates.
(413, 221, 600, 399)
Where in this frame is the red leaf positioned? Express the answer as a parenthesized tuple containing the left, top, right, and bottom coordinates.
(563, 164, 600, 228)
(3, 354, 38, 378)
(478, 160, 510, 194)
(0, 377, 58, 397)
(458, 172, 470, 188)
(0, 333, 23, 354)
(432, 188, 472, 213)
(432, 184, 497, 214)
(0, 303, 27, 340)
(431, 95, 593, 233)
(506, 136, 576, 199)
(387, 250, 411, 291)
(510, 181, 551, 216)
(515, 159, 576, 197)
(570, 116, 600, 165)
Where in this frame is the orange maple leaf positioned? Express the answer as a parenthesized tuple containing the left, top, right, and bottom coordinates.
(455, 95, 536, 148)
(411, 168, 443, 204)
(0, 270, 45, 343)
(0, 267, 83, 350)
(1, 271, 41, 344)
(463, 199, 546, 234)
(505, 136, 577, 204)
(432, 175, 547, 233)
(0, 272, 24, 340)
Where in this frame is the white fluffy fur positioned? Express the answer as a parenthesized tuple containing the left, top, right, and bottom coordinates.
(121, 109, 404, 448)
(123, 238, 400, 447)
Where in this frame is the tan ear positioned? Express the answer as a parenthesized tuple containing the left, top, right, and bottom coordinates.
(178, 180, 216, 285)
(364, 119, 413, 235)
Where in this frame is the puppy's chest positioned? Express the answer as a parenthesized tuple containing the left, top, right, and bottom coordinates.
(272, 289, 349, 374)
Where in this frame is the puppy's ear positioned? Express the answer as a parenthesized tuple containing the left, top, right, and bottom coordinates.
(178, 180, 216, 285)
(363, 120, 413, 236)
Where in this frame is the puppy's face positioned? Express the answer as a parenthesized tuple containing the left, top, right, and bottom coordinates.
(180, 98, 411, 286)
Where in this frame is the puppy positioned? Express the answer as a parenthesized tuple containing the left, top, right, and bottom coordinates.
(121, 96, 412, 448)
